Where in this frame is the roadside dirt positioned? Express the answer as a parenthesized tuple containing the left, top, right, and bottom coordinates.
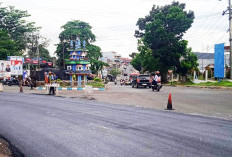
(0, 138, 11, 157)
(0, 137, 24, 157)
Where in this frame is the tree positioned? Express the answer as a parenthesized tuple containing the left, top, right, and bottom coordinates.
(59, 20, 95, 43)
(131, 41, 158, 73)
(86, 44, 108, 74)
(0, 4, 39, 51)
(27, 38, 52, 61)
(176, 48, 198, 82)
(135, 2, 194, 82)
(0, 29, 20, 60)
(110, 68, 121, 78)
(55, 20, 107, 74)
(131, 54, 142, 72)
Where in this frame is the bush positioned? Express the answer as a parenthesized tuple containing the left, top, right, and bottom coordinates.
(87, 82, 105, 88)
(94, 77, 102, 82)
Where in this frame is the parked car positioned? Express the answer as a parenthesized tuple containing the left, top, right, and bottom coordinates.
(132, 74, 151, 88)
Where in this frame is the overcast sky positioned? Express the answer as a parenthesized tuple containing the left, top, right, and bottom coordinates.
(1, 0, 229, 57)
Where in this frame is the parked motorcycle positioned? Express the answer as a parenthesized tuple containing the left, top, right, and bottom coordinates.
(151, 81, 162, 92)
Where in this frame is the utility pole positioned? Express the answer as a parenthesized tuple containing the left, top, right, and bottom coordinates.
(222, 0, 232, 79)
(35, 35, 40, 68)
(62, 41, 65, 69)
(229, 0, 232, 79)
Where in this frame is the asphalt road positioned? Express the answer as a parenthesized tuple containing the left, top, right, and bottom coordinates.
(93, 84, 232, 120)
(0, 93, 232, 157)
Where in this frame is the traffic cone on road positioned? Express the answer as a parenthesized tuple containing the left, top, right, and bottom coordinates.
(166, 93, 174, 110)
(20, 84, 23, 93)
(0, 83, 3, 92)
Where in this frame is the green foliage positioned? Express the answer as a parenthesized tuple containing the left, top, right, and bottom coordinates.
(59, 20, 95, 43)
(110, 68, 121, 77)
(0, 4, 39, 51)
(131, 43, 158, 73)
(135, 2, 194, 81)
(131, 54, 142, 72)
(86, 44, 108, 74)
(87, 82, 105, 88)
(94, 77, 102, 82)
(55, 20, 107, 72)
(0, 29, 21, 60)
(28, 44, 52, 61)
(197, 81, 232, 87)
(177, 48, 198, 76)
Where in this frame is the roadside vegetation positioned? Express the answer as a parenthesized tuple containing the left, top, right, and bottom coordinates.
(169, 80, 232, 87)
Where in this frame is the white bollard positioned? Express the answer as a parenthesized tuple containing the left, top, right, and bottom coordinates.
(85, 85, 93, 96)
(0, 83, 3, 92)
(205, 70, 208, 82)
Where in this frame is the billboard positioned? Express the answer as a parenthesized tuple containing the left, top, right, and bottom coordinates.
(8, 56, 23, 75)
(214, 43, 224, 78)
(0, 60, 11, 79)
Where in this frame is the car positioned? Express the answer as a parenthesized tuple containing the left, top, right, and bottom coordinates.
(131, 74, 151, 88)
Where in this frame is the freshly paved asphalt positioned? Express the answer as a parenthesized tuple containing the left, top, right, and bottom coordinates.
(0, 93, 232, 157)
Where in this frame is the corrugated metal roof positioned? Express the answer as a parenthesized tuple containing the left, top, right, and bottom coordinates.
(194, 52, 214, 59)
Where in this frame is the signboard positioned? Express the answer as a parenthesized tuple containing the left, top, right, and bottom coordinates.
(0, 60, 11, 79)
(8, 56, 23, 75)
(214, 43, 224, 78)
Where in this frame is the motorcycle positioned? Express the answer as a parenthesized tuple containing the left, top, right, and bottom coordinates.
(120, 79, 125, 86)
(152, 81, 162, 92)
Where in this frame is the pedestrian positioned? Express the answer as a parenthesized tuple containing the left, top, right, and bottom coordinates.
(54, 74, 58, 83)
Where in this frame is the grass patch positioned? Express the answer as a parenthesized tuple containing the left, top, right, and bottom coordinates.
(197, 81, 232, 87)
(87, 82, 105, 88)
(169, 81, 232, 87)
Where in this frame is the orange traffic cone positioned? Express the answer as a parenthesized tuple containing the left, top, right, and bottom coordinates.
(166, 93, 174, 110)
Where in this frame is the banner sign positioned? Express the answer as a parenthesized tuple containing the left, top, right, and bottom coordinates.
(214, 43, 224, 78)
(8, 56, 23, 75)
(0, 60, 11, 79)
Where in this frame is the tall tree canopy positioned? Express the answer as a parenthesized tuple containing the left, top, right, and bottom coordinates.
(59, 20, 95, 43)
(0, 4, 39, 51)
(55, 20, 107, 73)
(134, 2, 195, 81)
(0, 29, 19, 60)
(0, 3, 43, 60)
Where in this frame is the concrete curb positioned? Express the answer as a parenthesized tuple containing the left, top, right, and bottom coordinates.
(163, 84, 232, 90)
(35, 87, 105, 91)
(184, 85, 232, 90)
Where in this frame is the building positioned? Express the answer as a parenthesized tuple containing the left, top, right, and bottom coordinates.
(65, 38, 91, 86)
(194, 52, 230, 73)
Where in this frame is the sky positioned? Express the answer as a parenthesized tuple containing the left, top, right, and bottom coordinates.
(1, 0, 229, 57)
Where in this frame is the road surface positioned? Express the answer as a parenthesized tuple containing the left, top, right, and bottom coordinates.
(0, 93, 232, 157)
(4, 84, 232, 120)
